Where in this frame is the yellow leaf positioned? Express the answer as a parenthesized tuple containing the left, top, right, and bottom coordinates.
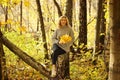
(7, 19, 12, 24)
(24, 0, 30, 7)
(0, 21, 6, 25)
(60, 34, 72, 43)
(19, 26, 27, 32)
(12, 0, 20, 5)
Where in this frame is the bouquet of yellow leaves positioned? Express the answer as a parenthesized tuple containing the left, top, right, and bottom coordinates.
(59, 34, 72, 44)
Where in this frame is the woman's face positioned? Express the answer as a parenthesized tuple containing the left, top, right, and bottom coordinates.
(60, 18, 67, 26)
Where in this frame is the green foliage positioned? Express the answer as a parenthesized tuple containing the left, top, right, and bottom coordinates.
(4, 31, 46, 79)
(70, 51, 107, 80)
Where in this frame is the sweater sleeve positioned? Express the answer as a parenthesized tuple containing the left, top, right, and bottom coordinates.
(69, 28, 74, 46)
(52, 30, 59, 44)
(66, 28, 74, 47)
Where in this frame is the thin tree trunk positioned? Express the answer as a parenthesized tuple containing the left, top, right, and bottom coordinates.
(20, 0, 23, 34)
(0, 37, 3, 80)
(78, 0, 87, 45)
(36, 0, 49, 59)
(0, 31, 51, 78)
(94, 0, 103, 55)
(4, 6, 8, 31)
(65, 0, 73, 26)
(100, 0, 106, 34)
(0, 23, 2, 80)
(88, 0, 91, 21)
(108, 0, 120, 80)
(53, 0, 62, 17)
(37, 17, 39, 31)
(0, 29, 8, 80)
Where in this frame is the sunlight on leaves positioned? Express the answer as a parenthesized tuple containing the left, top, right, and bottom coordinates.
(19, 26, 27, 32)
(24, 0, 30, 7)
(12, 0, 21, 5)
(60, 34, 72, 43)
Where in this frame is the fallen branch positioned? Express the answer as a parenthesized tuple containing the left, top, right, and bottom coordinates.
(0, 31, 50, 78)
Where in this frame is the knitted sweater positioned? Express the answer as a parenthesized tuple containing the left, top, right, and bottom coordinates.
(52, 26, 74, 52)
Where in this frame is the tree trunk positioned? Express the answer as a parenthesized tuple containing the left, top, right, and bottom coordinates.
(0, 29, 8, 80)
(108, 0, 120, 80)
(53, 0, 62, 17)
(78, 0, 87, 45)
(100, 0, 106, 34)
(4, 6, 8, 31)
(20, 0, 23, 34)
(37, 17, 40, 31)
(0, 40, 3, 80)
(0, 31, 51, 78)
(94, 0, 102, 55)
(65, 0, 73, 26)
(88, 0, 91, 21)
(36, 0, 49, 59)
(51, 53, 69, 80)
(0, 23, 2, 80)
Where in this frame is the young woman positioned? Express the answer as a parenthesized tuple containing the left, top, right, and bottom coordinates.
(51, 15, 74, 77)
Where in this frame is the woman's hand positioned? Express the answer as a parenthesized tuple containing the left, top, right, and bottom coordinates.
(59, 40, 65, 44)
(59, 34, 72, 44)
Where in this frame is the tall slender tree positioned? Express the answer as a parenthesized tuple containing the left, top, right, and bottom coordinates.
(100, 0, 106, 34)
(0, 23, 2, 80)
(20, 0, 23, 34)
(65, 0, 73, 26)
(108, 0, 120, 80)
(88, 0, 92, 21)
(53, 0, 62, 17)
(4, 5, 8, 31)
(94, 0, 103, 55)
(78, 0, 87, 45)
(0, 29, 8, 80)
(36, 0, 49, 59)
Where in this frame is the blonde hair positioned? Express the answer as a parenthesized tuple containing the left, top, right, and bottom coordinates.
(58, 15, 70, 28)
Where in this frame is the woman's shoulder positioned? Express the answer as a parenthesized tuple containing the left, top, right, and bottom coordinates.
(67, 26, 73, 30)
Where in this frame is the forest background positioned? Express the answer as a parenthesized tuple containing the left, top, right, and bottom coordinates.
(0, 0, 110, 80)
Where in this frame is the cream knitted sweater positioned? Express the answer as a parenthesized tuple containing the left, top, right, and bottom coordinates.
(52, 26, 74, 52)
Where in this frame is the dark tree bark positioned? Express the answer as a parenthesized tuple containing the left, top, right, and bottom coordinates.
(99, 1, 108, 78)
(0, 31, 51, 78)
(108, 0, 120, 80)
(100, 0, 106, 34)
(96, 0, 107, 56)
(0, 23, 2, 80)
(94, 0, 103, 54)
(88, 0, 92, 20)
(0, 28, 8, 80)
(36, 0, 49, 59)
(4, 6, 8, 31)
(37, 17, 40, 31)
(53, 0, 62, 17)
(20, 0, 23, 34)
(0, 38, 8, 80)
(51, 53, 69, 80)
(65, 0, 73, 26)
(78, 0, 87, 45)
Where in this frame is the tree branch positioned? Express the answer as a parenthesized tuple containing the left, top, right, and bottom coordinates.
(0, 31, 51, 78)
(53, 0, 62, 17)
